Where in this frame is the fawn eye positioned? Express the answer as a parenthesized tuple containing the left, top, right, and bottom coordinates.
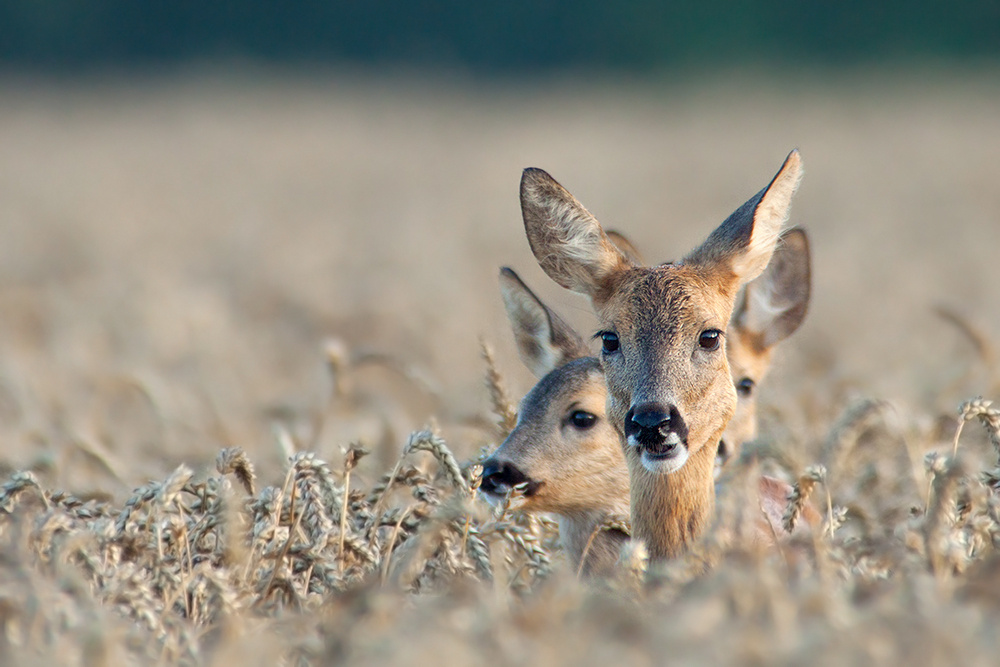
(698, 329, 722, 351)
(737, 377, 755, 397)
(569, 410, 597, 429)
(600, 332, 620, 354)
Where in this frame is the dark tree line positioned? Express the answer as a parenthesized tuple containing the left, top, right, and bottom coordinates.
(1, 1, 997, 72)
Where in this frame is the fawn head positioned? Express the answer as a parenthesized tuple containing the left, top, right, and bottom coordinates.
(480, 268, 630, 517)
(519, 151, 803, 476)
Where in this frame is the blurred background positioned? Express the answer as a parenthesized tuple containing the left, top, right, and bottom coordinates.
(1, 1, 998, 72)
(0, 2, 998, 493)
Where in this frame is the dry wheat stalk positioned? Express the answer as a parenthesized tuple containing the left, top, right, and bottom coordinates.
(404, 430, 467, 496)
(952, 397, 1000, 458)
(578, 513, 631, 579)
(783, 465, 826, 533)
(216, 447, 257, 495)
(923, 454, 965, 575)
(479, 337, 518, 439)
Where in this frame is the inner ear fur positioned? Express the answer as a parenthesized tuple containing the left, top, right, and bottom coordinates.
(520, 168, 635, 298)
(733, 227, 811, 349)
(499, 267, 590, 378)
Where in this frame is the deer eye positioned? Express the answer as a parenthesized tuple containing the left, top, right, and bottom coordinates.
(600, 332, 620, 354)
(569, 410, 597, 429)
(698, 329, 722, 351)
(737, 377, 755, 397)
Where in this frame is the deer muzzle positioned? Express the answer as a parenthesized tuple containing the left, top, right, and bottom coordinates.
(625, 403, 690, 473)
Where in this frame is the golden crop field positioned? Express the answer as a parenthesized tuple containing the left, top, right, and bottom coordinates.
(0, 70, 999, 666)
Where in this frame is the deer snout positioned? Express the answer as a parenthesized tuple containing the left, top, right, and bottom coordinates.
(625, 404, 689, 472)
(480, 459, 540, 501)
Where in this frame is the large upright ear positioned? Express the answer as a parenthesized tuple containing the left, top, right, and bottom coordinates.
(499, 267, 590, 378)
(520, 168, 636, 298)
(605, 230, 645, 266)
(732, 228, 811, 350)
(684, 150, 803, 290)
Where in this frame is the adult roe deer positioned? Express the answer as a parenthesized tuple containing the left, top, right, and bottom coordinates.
(516, 151, 804, 560)
(480, 228, 811, 575)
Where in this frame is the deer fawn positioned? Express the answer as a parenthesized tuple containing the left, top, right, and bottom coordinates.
(480, 228, 811, 575)
(512, 151, 804, 561)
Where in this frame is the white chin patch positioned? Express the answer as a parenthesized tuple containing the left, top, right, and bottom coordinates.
(629, 432, 687, 474)
(640, 448, 688, 474)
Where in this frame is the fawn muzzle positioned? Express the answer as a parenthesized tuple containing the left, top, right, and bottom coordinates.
(479, 459, 543, 500)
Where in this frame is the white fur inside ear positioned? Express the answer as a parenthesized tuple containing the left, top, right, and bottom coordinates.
(546, 197, 617, 278)
(731, 151, 803, 283)
(501, 280, 559, 378)
(740, 273, 793, 335)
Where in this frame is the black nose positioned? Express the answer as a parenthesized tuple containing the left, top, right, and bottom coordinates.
(480, 459, 529, 497)
(624, 403, 688, 455)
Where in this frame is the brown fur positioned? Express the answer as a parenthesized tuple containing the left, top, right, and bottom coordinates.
(519, 151, 803, 560)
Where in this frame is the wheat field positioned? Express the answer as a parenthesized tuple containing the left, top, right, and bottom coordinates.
(0, 70, 999, 666)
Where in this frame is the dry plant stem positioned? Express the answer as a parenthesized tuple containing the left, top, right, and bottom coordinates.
(577, 526, 603, 579)
(934, 305, 997, 368)
(367, 457, 405, 547)
(339, 469, 351, 571)
(953, 420, 967, 458)
(460, 513, 473, 559)
(924, 456, 964, 577)
(381, 506, 413, 585)
(261, 479, 301, 603)
(479, 338, 518, 438)
(824, 484, 836, 538)
(925, 452, 947, 509)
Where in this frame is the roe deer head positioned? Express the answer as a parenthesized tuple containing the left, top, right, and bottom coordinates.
(517, 151, 803, 559)
(480, 228, 810, 574)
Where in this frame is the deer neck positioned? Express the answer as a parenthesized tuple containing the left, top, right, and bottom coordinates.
(626, 439, 717, 561)
(558, 509, 630, 578)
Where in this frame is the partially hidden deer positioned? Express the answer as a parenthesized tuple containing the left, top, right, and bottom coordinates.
(480, 228, 812, 575)
(511, 150, 808, 561)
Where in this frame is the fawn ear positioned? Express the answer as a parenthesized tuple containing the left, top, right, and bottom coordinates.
(732, 228, 811, 350)
(684, 150, 803, 291)
(520, 168, 636, 299)
(499, 267, 589, 378)
(605, 230, 645, 266)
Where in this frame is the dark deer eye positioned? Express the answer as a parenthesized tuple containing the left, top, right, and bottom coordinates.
(737, 377, 755, 397)
(601, 332, 620, 353)
(569, 410, 597, 429)
(698, 329, 722, 351)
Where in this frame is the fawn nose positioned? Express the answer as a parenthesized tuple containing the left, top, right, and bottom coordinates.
(480, 459, 530, 497)
(624, 403, 688, 456)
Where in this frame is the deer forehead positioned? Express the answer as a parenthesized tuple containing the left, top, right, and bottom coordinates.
(517, 357, 605, 424)
(598, 266, 734, 341)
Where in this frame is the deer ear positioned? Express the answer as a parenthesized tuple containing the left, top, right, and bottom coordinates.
(520, 168, 635, 298)
(684, 150, 803, 290)
(732, 228, 811, 349)
(499, 267, 590, 378)
(605, 230, 645, 266)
